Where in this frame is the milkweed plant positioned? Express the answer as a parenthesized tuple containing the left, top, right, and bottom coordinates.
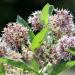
(0, 3, 75, 75)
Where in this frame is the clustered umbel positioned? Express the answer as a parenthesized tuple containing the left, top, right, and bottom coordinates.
(35, 43, 48, 67)
(49, 45, 61, 64)
(49, 9, 75, 36)
(50, 35, 75, 64)
(29, 9, 75, 65)
(21, 45, 34, 61)
(28, 11, 43, 31)
(57, 35, 75, 59)
(49, 9, 75, 64)
(3, 63, 33, 75)
(2, 23, 29, 50)
(34, 41, 52, 68)
(6, 50, 23, 61)
(0, 22, 34, 62)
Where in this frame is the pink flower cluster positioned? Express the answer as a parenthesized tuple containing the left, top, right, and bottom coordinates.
(50, 35, 75, 64)
(2, 23, 28, 50)
(28, 11, 43, 31)
(49, 9, 75, 35)
(57, 35, 75, 58)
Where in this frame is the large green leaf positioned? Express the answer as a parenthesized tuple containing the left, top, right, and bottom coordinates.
(0, 58, 39, 74)
(40, 3, 54, 25)
(16, 15, 35, 42)
(31, 27, 48, 51)
(51, 61, 75, 75)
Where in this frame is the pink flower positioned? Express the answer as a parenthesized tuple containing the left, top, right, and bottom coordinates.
(2, 23, 29, 50)
(50, 35, 75, 64)
(28, 11, 43, 31)
(49, 9, 75, 35)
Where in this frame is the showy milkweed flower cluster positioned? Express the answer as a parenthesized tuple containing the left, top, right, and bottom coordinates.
(49, 9, 75, 35)
(57, 35, 75, 59)
(28, 9, 75, 36)
(2, 23, 29, 50)
(49, 9, 75, 64)
(28, 11, 43, 31)
(28, 9, 75, 65)
(0, 22, 34, 62)
(50, 35, 75, 64)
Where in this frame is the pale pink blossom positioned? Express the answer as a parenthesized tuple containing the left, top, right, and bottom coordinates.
(2, 23, 29, 50)
(50, 35, 75, 64)
(49, 9, 75, 35)
(28, 11, 43, 31)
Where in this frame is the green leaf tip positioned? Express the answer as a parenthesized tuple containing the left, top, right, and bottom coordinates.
(40, 3, 54, 25)
(31, 27, 48, 51)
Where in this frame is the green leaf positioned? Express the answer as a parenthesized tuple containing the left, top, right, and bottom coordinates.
(40, 3, 54, 25)
(49, 5, 54, 16)
(51, 61, 75, 75)
(65, 47, 75, 56)
(31, 59, 40, 72)
(16, 15, 35, 42)
(0, 63, 5, 75)
(40, 3, 49, 25)
(0, 58, 39, 74)
(31, 27, 48, 51)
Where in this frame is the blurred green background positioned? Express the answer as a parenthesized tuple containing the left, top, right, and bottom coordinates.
(0, 0, 75, 35)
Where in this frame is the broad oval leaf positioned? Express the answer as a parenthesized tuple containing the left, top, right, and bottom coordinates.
(16, 15, 35, 42)
(51, 61, 75, 75)
(31, 27, 48, 51)
(40, 3, 54, 25)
